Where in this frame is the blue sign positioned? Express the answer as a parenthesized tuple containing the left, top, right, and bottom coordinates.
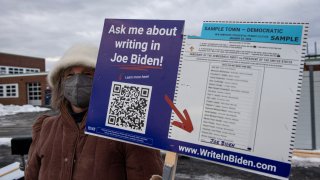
(86, 19, 185, 148)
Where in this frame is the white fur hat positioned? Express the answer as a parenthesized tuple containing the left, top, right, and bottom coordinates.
(48, 43, 98, 88)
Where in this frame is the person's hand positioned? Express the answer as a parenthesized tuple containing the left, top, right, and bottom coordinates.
(150, 175, 162, 180)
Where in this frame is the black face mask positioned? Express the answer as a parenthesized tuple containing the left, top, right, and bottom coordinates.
(62, 74, 93, 108)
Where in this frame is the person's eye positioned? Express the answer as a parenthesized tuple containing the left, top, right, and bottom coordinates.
(84, 72, 94, 77)
(66, 73, 74, 78)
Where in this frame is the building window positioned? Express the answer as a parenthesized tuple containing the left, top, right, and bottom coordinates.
(28, 82, 41, 100)
(0, 67, 6, 74)
(8, 68, 13, 74)
(25, 68, 40, 74)
(0, 84, 19, 98)
(0, 86, 3, 96)
(0, 66, 40, 75)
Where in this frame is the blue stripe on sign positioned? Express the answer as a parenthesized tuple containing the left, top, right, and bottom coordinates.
(201, 23, 303, 45)
(170, 141, 291, 178)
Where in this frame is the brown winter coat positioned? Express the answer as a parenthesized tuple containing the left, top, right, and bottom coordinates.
(25, 103, 163, 180)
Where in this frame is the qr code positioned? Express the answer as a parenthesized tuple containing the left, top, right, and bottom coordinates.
(105, 81, 152, 134)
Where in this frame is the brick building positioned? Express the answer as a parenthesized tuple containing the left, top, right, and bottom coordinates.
(0, 52, 49, 106)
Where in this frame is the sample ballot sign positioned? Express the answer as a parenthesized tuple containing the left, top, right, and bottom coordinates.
(86, 20, 308, 179)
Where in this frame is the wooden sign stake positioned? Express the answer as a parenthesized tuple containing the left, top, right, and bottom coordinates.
(162, 151, 178, 180)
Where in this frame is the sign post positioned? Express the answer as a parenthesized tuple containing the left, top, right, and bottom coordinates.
(163, 152, 178, 180)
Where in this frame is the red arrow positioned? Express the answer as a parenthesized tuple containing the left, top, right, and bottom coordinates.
(164, 94, 193, 133)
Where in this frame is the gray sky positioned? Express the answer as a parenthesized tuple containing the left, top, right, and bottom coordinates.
(0, 0, 319, 71)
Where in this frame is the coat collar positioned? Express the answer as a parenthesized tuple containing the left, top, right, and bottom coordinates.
(60, 102, 88, 133)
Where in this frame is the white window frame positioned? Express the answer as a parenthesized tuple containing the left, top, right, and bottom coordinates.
(0, 66, 40, 75)
(27, 82, 42, 101)
(0, 66, 7, 74)
(0, 83, 19, 98)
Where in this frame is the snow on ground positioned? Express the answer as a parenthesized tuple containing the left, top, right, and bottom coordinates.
(176, 173, 239, 180)
(0, 104, 50, 116)
(292, 155, 320, 167)
(0, 138, 11, 147)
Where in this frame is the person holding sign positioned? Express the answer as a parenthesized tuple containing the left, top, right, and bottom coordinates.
(25, 43, 163, 180)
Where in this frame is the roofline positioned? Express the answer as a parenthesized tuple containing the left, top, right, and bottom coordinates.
(0, 72, 48, 78)
(0, 52, 45, 60)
